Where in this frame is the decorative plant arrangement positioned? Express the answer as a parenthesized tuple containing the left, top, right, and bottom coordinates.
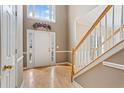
(32, 22, 51, 31)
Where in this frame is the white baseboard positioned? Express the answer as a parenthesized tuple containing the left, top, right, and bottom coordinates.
(72, 80, 83, 88)
(56, 62, 72, 65)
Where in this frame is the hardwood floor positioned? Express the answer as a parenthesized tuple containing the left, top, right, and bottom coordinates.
(23, 64, 78, 88)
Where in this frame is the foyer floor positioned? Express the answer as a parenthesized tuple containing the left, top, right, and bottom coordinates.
(23, 64, 77, 88)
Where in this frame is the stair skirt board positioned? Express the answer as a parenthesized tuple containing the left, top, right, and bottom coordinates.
(103, 62, 124, 71)
(72, 80, 83, 88)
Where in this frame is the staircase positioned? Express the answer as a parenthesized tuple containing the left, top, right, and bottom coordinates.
(71, 5, 124, 87)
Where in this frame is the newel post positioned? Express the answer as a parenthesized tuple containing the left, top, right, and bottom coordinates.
(71, 48, 75, 82)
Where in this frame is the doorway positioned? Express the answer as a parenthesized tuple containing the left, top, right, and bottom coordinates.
(27, 30, 56, 69)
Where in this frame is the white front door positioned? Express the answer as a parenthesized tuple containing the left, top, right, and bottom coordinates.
(27, 30, 56, 68)
(0, 5, 16, 88)
(34, 31, 51, 67)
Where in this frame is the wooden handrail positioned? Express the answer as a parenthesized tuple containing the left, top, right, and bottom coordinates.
(74, 5, 112, 52)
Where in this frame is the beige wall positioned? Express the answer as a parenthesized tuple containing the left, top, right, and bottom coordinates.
(23, 5, 68, 66)
(67, 5, 97, 62)
(68, 5, 97, 50)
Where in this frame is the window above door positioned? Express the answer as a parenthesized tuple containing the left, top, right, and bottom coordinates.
(27, 5, 56, 22)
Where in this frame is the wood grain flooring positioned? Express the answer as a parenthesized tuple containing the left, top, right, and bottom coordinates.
(23, 65, 79, 88)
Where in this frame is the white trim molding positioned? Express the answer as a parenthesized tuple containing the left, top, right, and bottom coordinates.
(103, 61, 124, 70)
(56, 62, 72, 66)
(17, 56, 24, 62)
(23, 51, 27, 55)
(72, 80, 83, 88)
(56, 51, 72, 53)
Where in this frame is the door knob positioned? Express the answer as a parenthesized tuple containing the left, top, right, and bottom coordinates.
(3, 65, 13, 71)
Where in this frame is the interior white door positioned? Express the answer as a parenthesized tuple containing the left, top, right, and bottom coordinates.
(34, 31, 51, 67)
(0, 5, 16, 88)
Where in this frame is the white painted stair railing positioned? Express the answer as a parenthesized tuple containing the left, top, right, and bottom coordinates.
(71, 5, 124, 81)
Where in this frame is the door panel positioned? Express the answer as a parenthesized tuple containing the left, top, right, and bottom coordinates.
(34, 31, 51, 67)
(1, 5, 16, 88)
